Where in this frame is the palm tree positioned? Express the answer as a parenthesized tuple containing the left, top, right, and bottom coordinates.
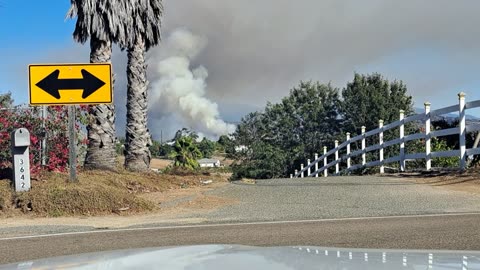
(169, 136, 202, 170)
(123, 0, 163, 172)
(67, 0, 129, 170)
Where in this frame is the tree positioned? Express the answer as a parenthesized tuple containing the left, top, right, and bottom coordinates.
(0, 92, 13, 108)
(67, 0, 129, 170)
(232, 142, 287, 180)
(149, 140, 162, 157)
(115, 137, 126, 156)
(158, 143, 174, 157)
(124, 0, 163, 172)
(174, 128, 199, 141)
(169, 136, 201, 170)
(341, 73, 414, 162)
(217, 135, 235, 156)
(198, 137, 216, 158)
(342, 73, 413, 133)
(232, 81, 343, 178)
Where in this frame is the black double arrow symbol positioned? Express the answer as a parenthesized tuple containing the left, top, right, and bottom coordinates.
(36, 69, 106, 99)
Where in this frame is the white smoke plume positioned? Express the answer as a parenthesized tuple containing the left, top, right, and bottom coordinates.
(147, 29, 236, 139)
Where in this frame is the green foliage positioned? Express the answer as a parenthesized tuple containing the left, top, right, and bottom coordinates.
(231, 74, 416, 179)
(341, 73, 414, 161)
(169, 136, 202, 170)
(174, 128, 198, 141)
(231, 142, 287, 180)
(115, 137, 125, 156)
(431, 138, 459, 168)
(158, 143, 174, 157)
(149, 140, 162, 157)
(198, 137, 216, 158)
(232, 81, 343, 178)
(217, 135, 235, 156)
(342, 73, 413, 133)
(405, 136, 459, 169)
(0, 92, 13, 108)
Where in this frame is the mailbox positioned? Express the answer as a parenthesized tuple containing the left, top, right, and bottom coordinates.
(12, 128, 30, 147)
(11, 128, 31, 192)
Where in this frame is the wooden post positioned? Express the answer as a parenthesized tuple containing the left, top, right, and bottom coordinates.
(300, 164, 304, 178)
(425, 102, 431, 171)
(314, 153, 319, 178)
(379, 120, 384, 174)
(361, 126, 366, 166)
(346, 133, 351, 171)
(323, 146, 328, 177)
(399, 110, 406, 172)
(290, 174, 293, 179)
(295, 169, 298, 178)
(459, 92, 467, 170)
(335, 140, 339, 174)
(307, 159, 311, 177)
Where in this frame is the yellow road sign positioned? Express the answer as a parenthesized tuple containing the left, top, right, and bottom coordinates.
(29, 63, 112, 105)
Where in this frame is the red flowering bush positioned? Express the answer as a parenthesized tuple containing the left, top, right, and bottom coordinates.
(0, 105, 87, 175)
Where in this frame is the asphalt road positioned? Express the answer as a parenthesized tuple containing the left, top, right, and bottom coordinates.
(1, 213, 480, 264)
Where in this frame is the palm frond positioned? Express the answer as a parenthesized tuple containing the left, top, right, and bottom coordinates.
(126, 0, 163, 50)
(66, 0, 130, 47)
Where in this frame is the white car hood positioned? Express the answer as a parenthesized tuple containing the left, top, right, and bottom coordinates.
(2, 245, 480, 270)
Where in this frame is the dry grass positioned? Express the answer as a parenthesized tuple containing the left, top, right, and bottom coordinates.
(150, 158, 173, 169)
(0, 181, 13, 212)
(0, 168, 229, 218)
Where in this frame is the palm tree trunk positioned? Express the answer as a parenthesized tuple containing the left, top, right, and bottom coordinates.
(124, 36, 151, 172)
(84, 37, 117, 170)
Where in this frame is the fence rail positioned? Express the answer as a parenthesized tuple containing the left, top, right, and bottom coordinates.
(292, 92, 480, 178)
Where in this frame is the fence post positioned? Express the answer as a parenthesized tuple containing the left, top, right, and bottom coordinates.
(300, 164, 304, 178)
(459, 92, 467, 170)
(399, 110, 406, 172)
(307, 159, 311, 177)
(379, 120, 384, 174)
(290, 174, 293, 179)
(314, 153, 319, 178)
(346, 133, 351, 171)
(335, 140, 339, 174)
(425, 102, 431, 171)
(361, 126, 366, 166)
(323, 146, 328, 177)
(295, 169, 298, 178)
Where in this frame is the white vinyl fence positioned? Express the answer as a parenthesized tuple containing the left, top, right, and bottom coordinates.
(293, 92, 480, 178)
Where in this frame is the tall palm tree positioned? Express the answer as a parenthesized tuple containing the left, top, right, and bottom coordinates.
(67, 0, 129, 170)
(123, 0, 163, 172)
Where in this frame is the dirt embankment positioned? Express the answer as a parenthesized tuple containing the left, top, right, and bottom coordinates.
(390, 169, 480, 194)
(0, 168, 231, 218)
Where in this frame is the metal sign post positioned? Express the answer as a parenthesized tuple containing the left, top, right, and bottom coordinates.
(68, 105, 77, 182)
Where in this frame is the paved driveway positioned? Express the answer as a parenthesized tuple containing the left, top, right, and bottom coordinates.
(182, 176, 480, 222)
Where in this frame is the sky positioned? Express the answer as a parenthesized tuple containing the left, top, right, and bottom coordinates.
(1, 0, 480, 139)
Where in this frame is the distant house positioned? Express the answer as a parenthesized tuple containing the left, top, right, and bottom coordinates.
(235, 145, 248, 152)
(198, 158, 221, 168)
